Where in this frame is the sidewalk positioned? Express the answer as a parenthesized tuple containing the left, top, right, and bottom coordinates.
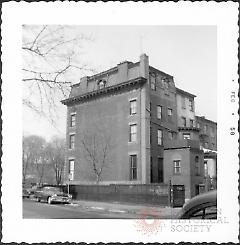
(69, 199, 181, 219)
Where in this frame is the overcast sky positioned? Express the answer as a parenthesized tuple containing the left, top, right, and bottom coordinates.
(23, 25, 217, 140)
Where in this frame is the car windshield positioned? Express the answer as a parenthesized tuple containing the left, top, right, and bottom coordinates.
(43, 187, 62, 192)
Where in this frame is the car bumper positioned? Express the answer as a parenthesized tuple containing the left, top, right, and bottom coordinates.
(51, 197, 72, 203)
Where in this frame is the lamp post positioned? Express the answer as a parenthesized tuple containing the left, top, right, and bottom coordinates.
(67, 173, 71, 195)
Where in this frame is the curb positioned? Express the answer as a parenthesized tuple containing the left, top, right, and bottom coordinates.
(68, 202, 166, 217)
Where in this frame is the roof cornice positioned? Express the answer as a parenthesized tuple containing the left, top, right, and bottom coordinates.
(176, 87, 196, 98)
(61, 77, 147, 106)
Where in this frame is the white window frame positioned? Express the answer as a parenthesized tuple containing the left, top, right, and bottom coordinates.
(129, 99, 137, 115)
(69, 134, 75, 149)
(181, 96, 186, 109)
(173, 160, 181, 174)
(204, 125, 208, 133)
(129, 154, 137, 180)
(157, 105, 162, 119)
(157, 129, 163, 145)
(182, 117, 187, 127)
(183, 133, 191, 140)
(129, 124, 137, 142)
(189, 99, 194, 111)
(68, 159, 75, 181)
(98, 80, 106, 89)
(150, 74, 156, 90)
(167, 108, 173, 117)
(204, 161, 208, 177)
(70, 113, 76, 127)
(168, 131, 174, 140)
(190, 119, 194, 127)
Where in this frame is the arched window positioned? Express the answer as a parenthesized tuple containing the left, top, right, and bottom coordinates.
(98, 79, 106, 89)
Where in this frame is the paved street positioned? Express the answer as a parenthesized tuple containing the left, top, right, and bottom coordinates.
(23, 199, 143, 219)
(23, 198, 180, 219)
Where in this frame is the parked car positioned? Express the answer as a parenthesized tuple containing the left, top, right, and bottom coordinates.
(22, 188, 31, 199)
(34, 186, 72, 204)
(177, 190, 217, 219)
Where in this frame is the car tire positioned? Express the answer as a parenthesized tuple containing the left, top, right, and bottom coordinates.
(47, 197, 52, 205)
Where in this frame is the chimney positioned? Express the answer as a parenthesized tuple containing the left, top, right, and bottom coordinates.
(117, 61, 128, 84)
(79, 76, 88, 90)
(139, 53, 149, 79)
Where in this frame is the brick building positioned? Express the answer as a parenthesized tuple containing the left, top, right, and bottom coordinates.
(196, 116, 217, 190)
(61, 54, 217, 199)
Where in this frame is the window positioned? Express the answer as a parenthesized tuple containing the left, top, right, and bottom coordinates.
(183, 133, 190, 140)
(168, 131, 174, 140)
(129, 155, 137, 180)
(149, 102, 152, 116)
(129, 124, 137, 142)
(70, 113, 76, 127)
(197, 122, 200, 128)
(98, 80, 106, 89)
(130, 100, 137, 115)
(182, 117, 187, 127)
(190, 119, 194, 127)
(157, 129, 163, 145)
(181, 97, 186, 109)
(157, 105, 162, 119)
(69, 134, 75, 149)
(204, 161, 208, 177)
(195, 156, 200, 176)
(69, 159, 75, 181)
(150, 75, 156, 90)
(210, 126, 214, 136)
(162, 77, 169, 89)
(167, 108, 173, 117)
(189, 99, 194, 111)
(173, 160, 181, 174)
(204, 125, 208, 133)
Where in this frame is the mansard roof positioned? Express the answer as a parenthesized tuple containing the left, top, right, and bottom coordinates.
(61, 77, 146, 106)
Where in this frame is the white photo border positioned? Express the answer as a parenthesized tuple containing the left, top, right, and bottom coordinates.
(1, 1, 239, 243)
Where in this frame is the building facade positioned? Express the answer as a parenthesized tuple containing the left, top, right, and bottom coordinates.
(62, 54, 217, 199)
(196, 116, 217, 190)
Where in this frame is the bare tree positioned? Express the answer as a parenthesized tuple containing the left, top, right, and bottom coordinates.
(22, 135, 46, 185)
(35, 154, 47, 186)
(22, 25, 96, 124)
(81, 131, 112, 183)
(46, 137, 66, 186)
(22, 136, 32, 185)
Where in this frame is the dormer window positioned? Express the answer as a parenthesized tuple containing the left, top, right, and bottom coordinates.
(162, 77, 169, 89)
(98, 79, 106, 89)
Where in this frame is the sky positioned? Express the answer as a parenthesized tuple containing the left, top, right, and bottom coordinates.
(23, 25, 217, 141)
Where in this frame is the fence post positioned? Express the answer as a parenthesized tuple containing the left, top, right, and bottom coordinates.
(168, 179, 172, 207)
